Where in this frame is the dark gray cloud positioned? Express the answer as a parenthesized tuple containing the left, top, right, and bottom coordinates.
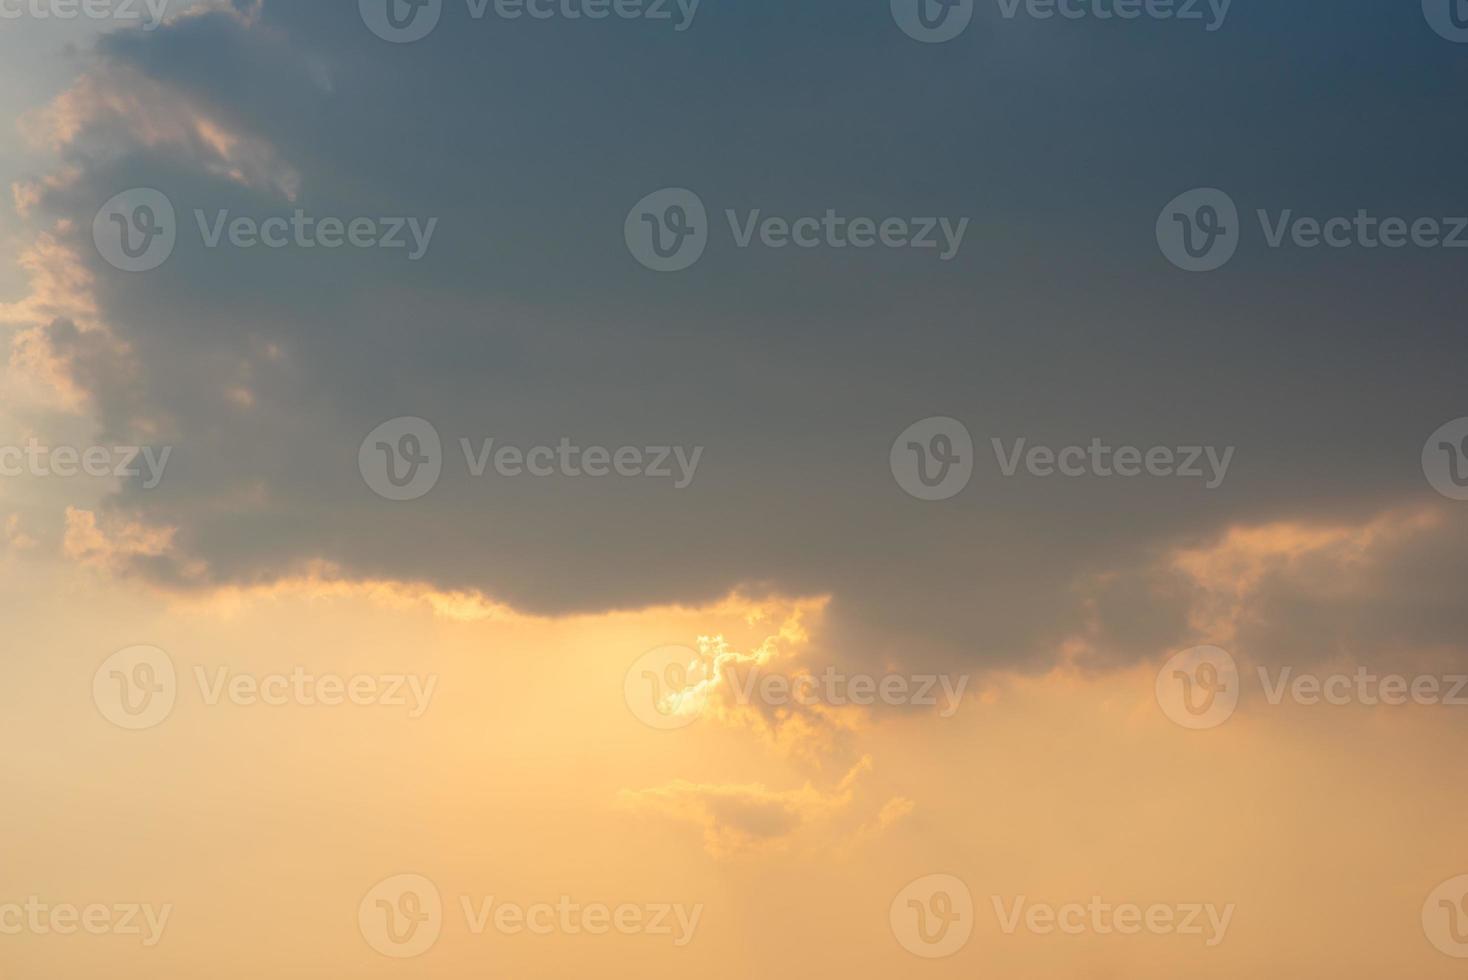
(14, 0, 1468, 670)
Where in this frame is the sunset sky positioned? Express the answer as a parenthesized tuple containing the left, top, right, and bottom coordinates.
(4, 1, 1468, 976)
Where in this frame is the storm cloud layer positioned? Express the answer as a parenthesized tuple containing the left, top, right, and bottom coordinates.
(7, 0, 1468, 673)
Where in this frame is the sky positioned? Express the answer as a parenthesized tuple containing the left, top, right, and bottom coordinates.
(3, 0, 1468, 976)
